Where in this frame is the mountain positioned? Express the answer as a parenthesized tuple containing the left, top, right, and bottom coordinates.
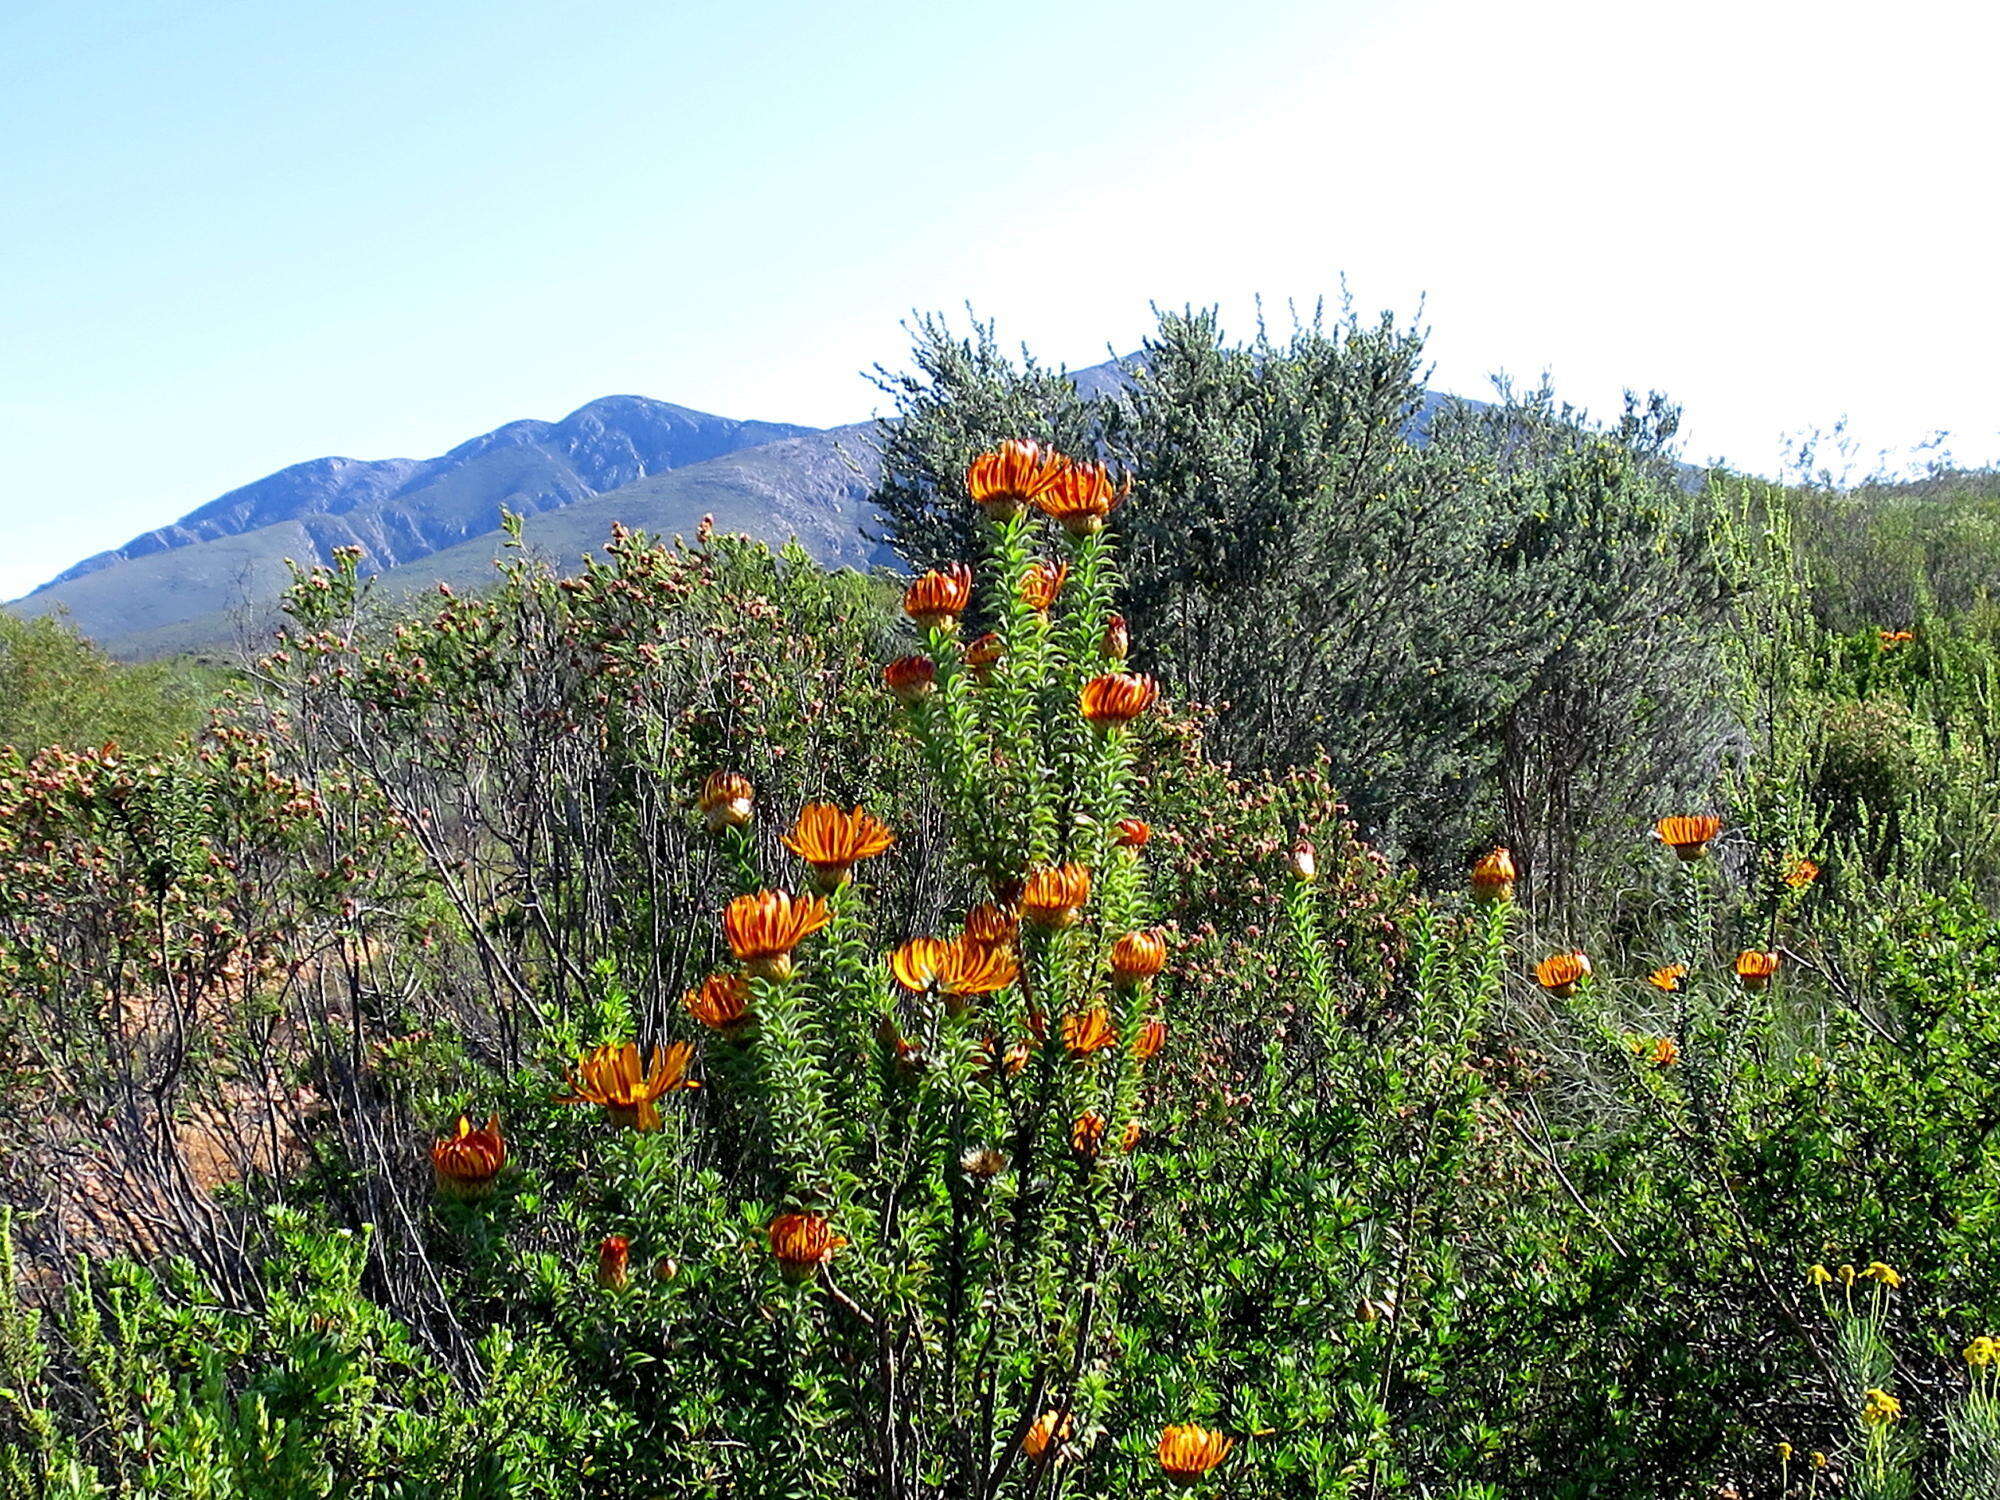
(9, 396, 879, 658)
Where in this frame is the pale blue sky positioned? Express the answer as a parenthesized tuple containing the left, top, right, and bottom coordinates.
(4, 0, 1995, 600)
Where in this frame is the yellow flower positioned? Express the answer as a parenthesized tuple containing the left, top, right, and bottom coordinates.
(1808, 1264, 1833, 1286)
(557, 1041, 699, 1132)
(1964, 1336, 1998, 1367)
(1861, 1388, 1901, 1426)
(1811, 1451, 1828, 1469)
(1839, 1263, 1857, 1287)
(1863, 1261, 1901, 1288)
(1777, 1442, 1793, 1463)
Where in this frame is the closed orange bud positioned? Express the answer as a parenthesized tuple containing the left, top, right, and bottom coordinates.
(1019, 559, 1067, 613)
(1534, 951, 1591, 998)
(964, 632, 1005, 681)
(698, 771, 754, 831)
(1100, 613, 1130, 661)
(597, 1235, 630, 1290)
(1470, 847, 1516, 905)
(1114, 817, 1150, 849)
(883, 655, 936, 704)
(430, 1113, 506, 1199)
(1110, 929, 1167, 986)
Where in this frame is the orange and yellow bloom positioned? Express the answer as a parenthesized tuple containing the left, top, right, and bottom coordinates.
(1062, 1007, 1119, 1059)
(1036, 459, 1128, 536)
(597, 1235, 630, 1290)
(1157, 1423, 1234, 1482)
(903, 563, 974, 632)
(768, 1210, 846, 1280)
(1133, 1016, 1167, 1061)
(1656, 815, 1722, 861)
(431, 1113, 506, 1198)
(1648, 964, 1688, 993)
(783, 803, 896, 890)
(890, 934, 1019, 1004)
(883, 655, 936, 704)
(1735, 949, 1781, 991)
(1534, 951, 1591, 998)
(1110, 928, 1167, 986)
(1784, 857, 1820, 890)
(1071, 1109, 1141, 1159)
(967, 440, 1068, 521)
(558, 1041, 699, 1132)
(1022, 1410, 1072, 1462)
(1114, 817, 1151, 849)
(684, 971, 752, 1034)
(964, 633, 1005, 681)
(724, 890, 834, 979)
(1022, 864, 1091, 928)
(1080, 672, 1159, 729)
(1019, 559, 1067, 613)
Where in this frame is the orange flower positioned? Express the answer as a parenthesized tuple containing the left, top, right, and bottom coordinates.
(891, 935, 1018, 1003)
(903, 563, 974, 632)
(784, 804, 896, 890)
(1021, 864, 1091, 928)
(967, 439, 1069, 521)
(964, 632, 1005, 681)
(1648, 964, 1688, 994)
(883, 655, 936, 704)
(698, 770, 754, 831)
(1114, 818, 1150, 849)
(684, 971, 752, 1034)
(973, 1034, 1032, 1080)
(1100, 613, 1130, 661)
(964, 902, 1021, 948)
(1656, 815, 1722, 861)
(1785, 857, 1820, 890)
(1133, 1016, 1167, 1061)
(430, 1113, 506, 1199)
(1036, 459, 1128, 536)
(1062, 1008, 1119, 1058)
(1019, 559, 1068, 613)
(724, 890, 835, 979)
(1533, 951, 1591, 998)
(1070, 1110, 1137, 1157)
(768, 1210, 846, 1280)
(1021, 1409, 1072, 1462)
(1879, 628, 1914, 650)
(1470, 847, 1516, 905)
(1735, 949, 1781, 990)
(557, 1041, 700, 1132)
(1080, 672, 1160, 729)
(1111, 929, 1167, 986)
(1157, 1423, 1234, 1481)
(1644, 1036, 1679, 1068)
(597, 1235, 630, 1289)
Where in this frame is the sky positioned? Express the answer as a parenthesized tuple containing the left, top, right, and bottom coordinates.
(3, 0, 1996, 601)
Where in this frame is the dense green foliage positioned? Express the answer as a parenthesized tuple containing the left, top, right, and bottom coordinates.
(0, 613, 215, 755)
(4, 313, 2000, 1498)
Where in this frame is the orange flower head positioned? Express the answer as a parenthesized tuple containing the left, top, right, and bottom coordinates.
(1019, 559, 1068, 613)
(964, 902, 1021, 948)
(1648, 964, 1688, 994)
(883, 655, 936, 705)
(1021, 863, 1091, 928)
(431, 1113, 506, 1199)
(893, 935, 1018, 1007)
(698, 770, 754, 832)
(597, 1234, 630, 1290)
(684, 971, 752, 1034)
(967, 439, 1068, 521)
(768, 1210, 846, 1280)
(724, 890, 834, 979)
(1100, 613, 1130, 661)
(1022, 1410, 1073, 1462)
(904, 563, 974, 632)
(1080, 672, 1159, 729)
(1645, 1036, 1679, 1068)
(784, 803, 896, 890)
(1158, 1424, 1234, 1482)
(1070, 1110, 1109, 1158)
(1111, 928, 1168, 986)
(1657, 815, 1722, 861)
(1735, 949, 1781, 991)
(964, 632, 1005, 682)
(1470, 847, 1516, 905)
(890, 936, 951, 994)
(974, 1034, 1032, 1080)
(1879, 628, 1914, 650)
(1036, 459, 1129, 536)
(1785, 857, 1820, 890)
(1534, 951, 1591, 998)
(557, 1041, 700, 1131)
(1133, 1016, 1167, 1061)
(1115, 818, 1151, 849)
(1062, 1007, 1119, 1059)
